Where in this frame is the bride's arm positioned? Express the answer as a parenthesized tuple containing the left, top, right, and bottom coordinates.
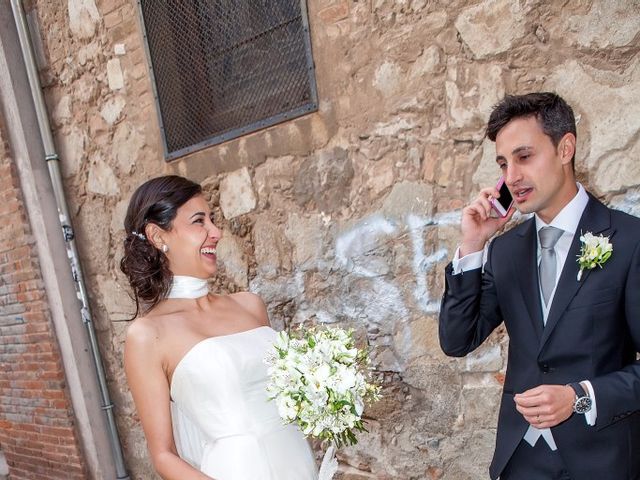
(124, 319, 213, 480)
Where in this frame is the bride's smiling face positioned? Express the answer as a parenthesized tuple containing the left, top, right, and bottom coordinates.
(159, 195, 221, 279)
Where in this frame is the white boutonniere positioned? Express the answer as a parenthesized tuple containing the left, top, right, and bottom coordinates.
(576, 232, 613, 281)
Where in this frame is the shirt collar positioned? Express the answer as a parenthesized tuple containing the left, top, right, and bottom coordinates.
(535, 183, 589, 235)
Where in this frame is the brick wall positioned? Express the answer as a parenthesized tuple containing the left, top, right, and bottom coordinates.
(0, 121, 86, 478)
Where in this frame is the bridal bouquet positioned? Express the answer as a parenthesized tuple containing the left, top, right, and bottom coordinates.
(264, 326, 381, 448)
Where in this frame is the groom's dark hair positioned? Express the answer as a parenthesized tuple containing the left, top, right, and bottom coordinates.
(486, 92, 577, 169)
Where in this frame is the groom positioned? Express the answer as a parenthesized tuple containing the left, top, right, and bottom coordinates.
(439, 92, 640, 479)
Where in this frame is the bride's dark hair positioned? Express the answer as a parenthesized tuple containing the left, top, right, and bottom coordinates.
(120, 175, 202, 318)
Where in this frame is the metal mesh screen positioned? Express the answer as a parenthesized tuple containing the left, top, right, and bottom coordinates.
(138, 0, 318, 160)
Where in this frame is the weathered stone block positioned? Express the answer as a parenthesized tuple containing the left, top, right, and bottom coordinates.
(52, 95, 72, 127)
(107, 58, 124, 90)
(74, 198, 112, 272)
(216, 234, 248, 288)
(252, 215, 292, 279)
(472, 138, 498, 192)
(464, 342, 503, 372)
(109, 199, 128, 236)
(460, 382, 501, 429)
(594, 137, 640, 192)
(87, 153, 120, 196)
(393, 316, 441, 364)
(57, 127, 87, 178)
(610, 189, 640, 217)
(95, 275, 134, 322)
(294, 147, 354, 212)
(284, 213, 324, 268)
(100, 96, 126, 125)
(381, 181, 434, 220)
(445, 63, 505, 135)
(402, 362, 461, 435)
(219, 167, 257, 219)
(373, 61, 402, 96)
(111, 122, 144, 174)
(564, 0, 640, 48)
(439, 429, 495, 480)
(454, 0, 528, 59)
(545, 59, 640, 177)
(409, 45, 444, 79)
(254, 155, 296, 209)
(68, 0, 101, 39)
(77, 41, 101, 66)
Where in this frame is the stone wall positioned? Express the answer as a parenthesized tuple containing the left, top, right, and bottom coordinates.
(0, 114, 87, 479)
(20, 0, 640, 478)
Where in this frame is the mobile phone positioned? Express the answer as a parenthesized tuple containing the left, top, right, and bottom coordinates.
(490, 177, 514, 217)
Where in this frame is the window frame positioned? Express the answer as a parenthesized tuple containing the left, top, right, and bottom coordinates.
(136, 0, 319, 161)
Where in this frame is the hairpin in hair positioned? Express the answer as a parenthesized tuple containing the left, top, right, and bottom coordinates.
(131, 231, 146, 241)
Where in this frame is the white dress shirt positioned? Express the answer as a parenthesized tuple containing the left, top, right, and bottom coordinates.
(451, 184, 597, 450)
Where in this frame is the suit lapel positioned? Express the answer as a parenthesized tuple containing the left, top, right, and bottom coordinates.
(513, 218, 544, 340)
(538, 195, 614, 352)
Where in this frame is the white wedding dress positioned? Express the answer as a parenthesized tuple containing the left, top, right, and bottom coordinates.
(170, 325, 318, 479)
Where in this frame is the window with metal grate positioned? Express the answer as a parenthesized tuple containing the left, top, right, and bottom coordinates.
(137, 0, 318, 160)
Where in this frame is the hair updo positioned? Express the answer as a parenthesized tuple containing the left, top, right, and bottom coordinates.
(120, 175, 202, 317)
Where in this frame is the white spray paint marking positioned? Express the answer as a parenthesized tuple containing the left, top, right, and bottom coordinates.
(335, 214, 397, 277)
(333, 210, 462, 323)
(406, 212, 459, 313)
(334, 214, 408, 322)
(610, 190, 640, 217)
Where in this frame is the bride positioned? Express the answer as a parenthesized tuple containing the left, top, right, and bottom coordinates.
(120, 175, 318, 479)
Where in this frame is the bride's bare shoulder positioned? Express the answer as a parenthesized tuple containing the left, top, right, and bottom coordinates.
(124, 314, 160, 354)
(228, 292, 269, 326)
(125, 307, 179, 350)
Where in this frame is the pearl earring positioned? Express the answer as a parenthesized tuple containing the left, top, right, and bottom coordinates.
(161, 244, 169, 253)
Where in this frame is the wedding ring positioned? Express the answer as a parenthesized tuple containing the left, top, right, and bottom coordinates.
(536, 415, 541, 423)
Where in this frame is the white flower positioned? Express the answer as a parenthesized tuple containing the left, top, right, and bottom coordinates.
(577, 232, 613, 281)
(276, 395, 298, 422)
(264, 326, 381, 448)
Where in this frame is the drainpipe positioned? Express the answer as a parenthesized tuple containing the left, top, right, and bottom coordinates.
(9, 1, 130, 479)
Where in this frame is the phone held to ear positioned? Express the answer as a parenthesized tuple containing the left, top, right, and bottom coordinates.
(490, 177, 514, 217)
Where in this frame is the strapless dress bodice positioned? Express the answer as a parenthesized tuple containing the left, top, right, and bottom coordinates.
(170, 326, 317, 480)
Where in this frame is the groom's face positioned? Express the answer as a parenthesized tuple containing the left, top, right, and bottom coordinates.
(495, 115, 575, 223)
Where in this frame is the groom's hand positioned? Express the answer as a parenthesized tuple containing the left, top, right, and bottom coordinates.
(460, 187, 515, 256)
(514, 385, 575, 429)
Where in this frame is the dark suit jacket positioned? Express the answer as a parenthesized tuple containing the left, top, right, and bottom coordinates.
(439, 194, 640, 480)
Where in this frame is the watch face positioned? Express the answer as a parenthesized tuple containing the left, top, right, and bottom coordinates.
(575, 396, 593, 414)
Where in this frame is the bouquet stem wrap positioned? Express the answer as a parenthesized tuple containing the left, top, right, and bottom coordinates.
(318, 445, 338, 480)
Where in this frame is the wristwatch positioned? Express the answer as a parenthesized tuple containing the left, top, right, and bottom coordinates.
(568, 382, 592, 414)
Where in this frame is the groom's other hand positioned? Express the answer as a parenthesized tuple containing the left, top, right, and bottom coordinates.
(514, 385, 575, 429)
(460, 187, 515, 256)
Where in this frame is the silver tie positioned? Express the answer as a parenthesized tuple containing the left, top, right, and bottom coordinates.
(539, 226, 564, 307)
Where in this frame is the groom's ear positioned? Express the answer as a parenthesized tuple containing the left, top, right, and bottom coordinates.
(558, 133, 576, 166)
(144, 223, 165, 251)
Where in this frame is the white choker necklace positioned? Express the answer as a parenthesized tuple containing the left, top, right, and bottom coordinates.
(168, 275, 209, 299)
